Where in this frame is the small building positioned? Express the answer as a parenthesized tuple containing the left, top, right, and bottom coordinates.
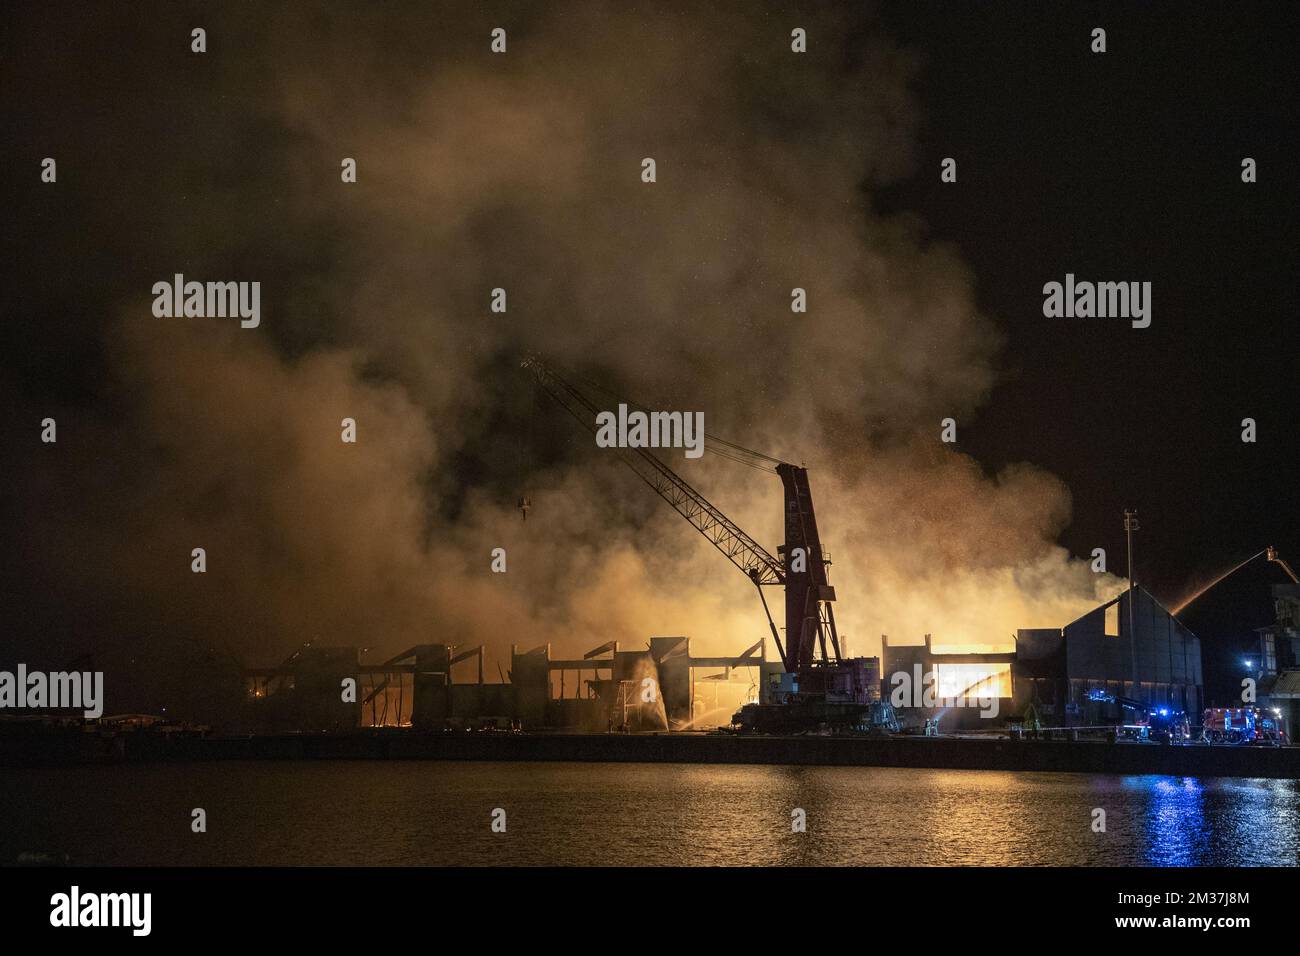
(1254, 581, 1300, 732)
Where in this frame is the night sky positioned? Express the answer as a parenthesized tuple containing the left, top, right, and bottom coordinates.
(876, 2, 1299, 698)
(2, 2, 1296, 713)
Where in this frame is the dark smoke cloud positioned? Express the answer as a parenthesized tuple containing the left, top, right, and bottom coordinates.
(2, 2, 1120, 715)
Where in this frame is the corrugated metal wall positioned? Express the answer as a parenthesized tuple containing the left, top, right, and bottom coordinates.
(1064, 587, 1202, 709)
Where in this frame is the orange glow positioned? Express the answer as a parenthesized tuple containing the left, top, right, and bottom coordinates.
(933, 663, 1011, 698)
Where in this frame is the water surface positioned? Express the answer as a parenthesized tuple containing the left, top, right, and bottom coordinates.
(2, 762, 1296, 866)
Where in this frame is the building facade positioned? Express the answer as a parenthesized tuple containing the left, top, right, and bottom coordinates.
(1015, 586, 1203, 726)
(1255, 581, 1300, 731)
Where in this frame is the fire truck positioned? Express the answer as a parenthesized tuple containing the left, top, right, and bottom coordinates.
(1201, 707, 1288, 745)
(1084, 690, 1190, 743)
(1142, 706, 1192, 744)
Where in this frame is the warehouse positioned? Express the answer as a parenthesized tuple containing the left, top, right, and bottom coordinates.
(1014, 585, 1203, 727)
(239, 636, 765, 733)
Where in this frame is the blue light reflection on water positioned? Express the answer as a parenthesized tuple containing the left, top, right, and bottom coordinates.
(1136, 776, 1204, 866)
(1125, 774, 1300, 866)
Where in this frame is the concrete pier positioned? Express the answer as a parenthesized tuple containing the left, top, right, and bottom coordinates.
(7, 729, 1300, 778)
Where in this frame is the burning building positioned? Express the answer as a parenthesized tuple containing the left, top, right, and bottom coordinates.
(240, 635, 767, 734)
(881, 586, 1204, 732)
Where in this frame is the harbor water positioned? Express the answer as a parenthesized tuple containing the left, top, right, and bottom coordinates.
(2, 762, 1298, 866)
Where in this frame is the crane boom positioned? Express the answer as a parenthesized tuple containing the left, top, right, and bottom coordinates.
(523, 356, 785, 586)
(1268, 546, 1300, 584)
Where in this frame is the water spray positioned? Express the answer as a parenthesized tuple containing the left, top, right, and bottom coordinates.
(1171, 549, 1268, 615)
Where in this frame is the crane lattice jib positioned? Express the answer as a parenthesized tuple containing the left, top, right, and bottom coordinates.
(523, 357, 785, 587)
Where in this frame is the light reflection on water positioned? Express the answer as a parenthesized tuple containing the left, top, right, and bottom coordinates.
(2, 762, 1297, 866)
(1141, 776, 1203, 866)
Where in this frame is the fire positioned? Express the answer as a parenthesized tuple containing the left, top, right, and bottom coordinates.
(933, 663, 1012, 699)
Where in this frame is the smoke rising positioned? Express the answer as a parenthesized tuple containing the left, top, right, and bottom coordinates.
(4, 3, 1122, 715)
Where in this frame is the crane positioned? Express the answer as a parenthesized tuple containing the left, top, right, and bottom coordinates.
(523, 355, 878, 730)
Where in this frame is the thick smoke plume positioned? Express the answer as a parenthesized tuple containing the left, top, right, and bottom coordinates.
(5, 3, 1121, 714)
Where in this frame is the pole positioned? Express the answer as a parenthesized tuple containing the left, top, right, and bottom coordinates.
(1124, 510, 1140, 691)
